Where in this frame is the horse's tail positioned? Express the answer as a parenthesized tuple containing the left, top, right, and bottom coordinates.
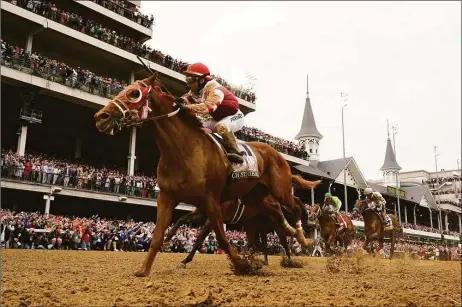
(292, 175, 322, 191)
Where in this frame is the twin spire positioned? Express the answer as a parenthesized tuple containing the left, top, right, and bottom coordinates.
(380, 121, 401, 171)
(295, 74, 323, 140)
(295, 75, 401, 174)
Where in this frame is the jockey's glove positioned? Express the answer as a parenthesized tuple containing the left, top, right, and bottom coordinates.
(175, 99, 189, 112)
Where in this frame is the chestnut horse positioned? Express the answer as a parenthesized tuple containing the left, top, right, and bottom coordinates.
(94, 74, 313, 276)
(165, 194, 315, 267)
(308, 204, 355, 254)
(354, 199, 403, 259)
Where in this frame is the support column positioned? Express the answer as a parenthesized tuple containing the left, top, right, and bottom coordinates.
(129, 70, 135, 83)
(429, 209, 433, 229)
(438, 210, 442, 232)
(311, 188, 315, 206)
(17, 124, 28, 157)
(445, 212, 449, 232)
(413, 205, 417, 226)
(223, 224, 226, 232)
(404, 204, 408, 224)
(26, 32, 33, 53)
(75, 137, 82, 159)
(458, 214, 461, 234)
(43, 194, 54, 217)
(127, 127, 137, 176)
(134, 149, 140, 172)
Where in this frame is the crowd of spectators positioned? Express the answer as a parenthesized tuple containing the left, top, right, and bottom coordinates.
(2, 209, 460, 261)
(4, 0, 257, 104)
(1, 149, 160, 199)
(401, 222, 460, 237)
(426, 175, 461, 188)
(3, 145, 461, 236)
(90, 0, 154, 29)
(1, 40, 127, 100)
(236, 127, 308, 160)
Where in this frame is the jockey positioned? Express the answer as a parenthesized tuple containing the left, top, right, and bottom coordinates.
(363, 187, 388, 223)
(323, 193, 343, 230)
(180, 62, 245, 164)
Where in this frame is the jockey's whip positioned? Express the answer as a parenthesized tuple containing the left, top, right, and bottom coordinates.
(137, 56, 156, 76)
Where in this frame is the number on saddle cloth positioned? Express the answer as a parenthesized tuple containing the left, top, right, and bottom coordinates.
(207, 133, 259, 180)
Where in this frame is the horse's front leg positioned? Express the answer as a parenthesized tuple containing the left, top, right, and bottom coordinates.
(204, 196, 251, 274)
(178, 219, 212, 268)
(135, 191, 176, 277)
(275, 227, 291, 259)
(363, 237, 371, 253)
(164, 209, 206, 243)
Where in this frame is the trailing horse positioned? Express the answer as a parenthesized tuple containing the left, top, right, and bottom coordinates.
(165, 194, 316, 268)
(94, 74, 316, 276)
(308, 204, 355, 254)
(354, 199, 403, 259)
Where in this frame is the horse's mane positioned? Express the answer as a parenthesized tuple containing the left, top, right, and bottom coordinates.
(152, 84, 203, 130)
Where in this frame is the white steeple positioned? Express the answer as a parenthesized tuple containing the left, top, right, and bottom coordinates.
(295, 74, 323, 166)
(381, 121, 402, 187)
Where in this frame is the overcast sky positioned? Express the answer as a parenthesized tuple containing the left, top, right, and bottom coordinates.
(140, 1, 461, 180)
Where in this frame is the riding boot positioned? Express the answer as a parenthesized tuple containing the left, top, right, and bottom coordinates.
(219, 130, 244, 164)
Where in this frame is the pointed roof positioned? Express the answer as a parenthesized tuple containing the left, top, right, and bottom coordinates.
(295, 75, 323, 140)
(380, 137, 402, 171)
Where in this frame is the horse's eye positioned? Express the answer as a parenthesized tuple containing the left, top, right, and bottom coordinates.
(128, 89, 142, 102)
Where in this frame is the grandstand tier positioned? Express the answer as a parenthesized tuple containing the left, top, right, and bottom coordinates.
(1, 0, 460, 243)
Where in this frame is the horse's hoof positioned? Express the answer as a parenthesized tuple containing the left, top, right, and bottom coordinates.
(134, 270, 149, 277)
(263, 261, 269, 266)
(176, 262, 186, 269)
(302, 238, 313, 248)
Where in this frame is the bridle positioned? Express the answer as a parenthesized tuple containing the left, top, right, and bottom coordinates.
(106, 80, 183, 130)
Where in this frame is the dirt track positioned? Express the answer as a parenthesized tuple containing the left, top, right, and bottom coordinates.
(1, 250, 461, 307)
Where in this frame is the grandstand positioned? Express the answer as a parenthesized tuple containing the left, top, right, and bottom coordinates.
(1, 0, 460, 246)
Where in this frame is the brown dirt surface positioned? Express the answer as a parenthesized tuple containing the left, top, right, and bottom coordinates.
(2, 250, 461, 307)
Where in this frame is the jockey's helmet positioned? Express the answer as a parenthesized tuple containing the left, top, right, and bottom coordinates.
(324, 192, 332, 199)
(184, 63, 212, 91)
(184, 63, 211, 79)
(364, 187, 373, 195)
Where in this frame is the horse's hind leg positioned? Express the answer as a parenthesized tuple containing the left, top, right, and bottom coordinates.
(389, 234, 395, 260)
(261, 232, 269, 265)
(178, 219, 212, 268)
(135, 191, 176, 277)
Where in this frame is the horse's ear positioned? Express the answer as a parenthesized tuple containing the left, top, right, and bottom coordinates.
(142, 73, 157, 86)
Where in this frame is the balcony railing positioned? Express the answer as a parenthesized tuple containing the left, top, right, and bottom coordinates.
(1, 54, 125, 100)
(1, 165, 159, 200)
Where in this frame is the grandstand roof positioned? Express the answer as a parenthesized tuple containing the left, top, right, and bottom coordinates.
(295, 164, 332, 179)
(295, 157, 368, 189)
(317, 157, 352, 179)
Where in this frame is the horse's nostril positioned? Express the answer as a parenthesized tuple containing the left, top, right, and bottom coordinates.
(99, 113, 110, 120)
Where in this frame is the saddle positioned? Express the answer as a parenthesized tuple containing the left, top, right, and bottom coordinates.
(208, 133, 260, 180)
(374, 211, 393, 230)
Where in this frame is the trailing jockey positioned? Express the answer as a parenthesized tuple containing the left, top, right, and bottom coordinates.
(363, 187, 390, 226)
(323, 192, 344, 232)
(180, 62, 245, 164)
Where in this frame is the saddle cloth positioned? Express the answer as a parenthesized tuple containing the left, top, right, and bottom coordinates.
(336, 215, 347, 227)
(208, 133, 260, 180)
(383, 214, 393, 231)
